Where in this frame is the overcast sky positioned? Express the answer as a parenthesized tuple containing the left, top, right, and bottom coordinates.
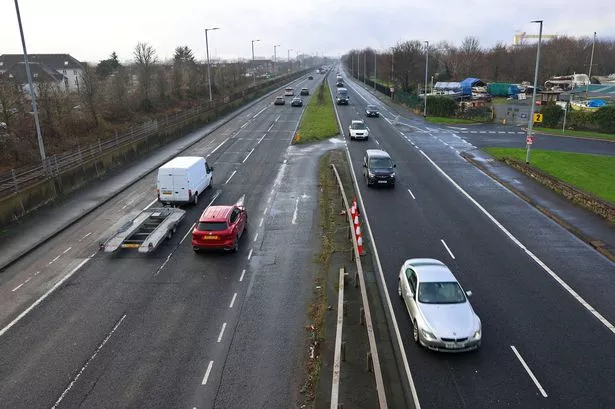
(1, 0, 613, 64)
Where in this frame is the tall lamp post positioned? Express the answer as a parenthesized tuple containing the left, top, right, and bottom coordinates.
(373, 51, 377, 90)
(251, 39, 260, 85)
(273, 44, 280, 74)
(205, 27, 219, 102)
(526, 20, 543, 164)
(14, 0, 46, 162)
(423, 41, 429, 118)
(288, 48, 293, 72)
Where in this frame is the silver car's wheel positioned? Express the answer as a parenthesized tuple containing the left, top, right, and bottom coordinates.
(397, 279, 402, 298)
(193, 193, 199, 205)
(232, 236, 239, 253)
(412, 320, 420, 344)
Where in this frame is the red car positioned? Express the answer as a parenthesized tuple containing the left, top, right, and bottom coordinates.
(192, 205, 247, 252)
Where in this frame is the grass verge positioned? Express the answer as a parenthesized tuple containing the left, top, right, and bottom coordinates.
(426, 116, 485, 125)
(485, 147, 615, 203)
(534, 127, 615, 141)
(299, 152, 339, 407)
(295, 81, 339, 144)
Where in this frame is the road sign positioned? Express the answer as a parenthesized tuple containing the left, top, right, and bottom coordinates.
(390, 87, 395, 93)
(526, 136, 534, 145)
(533, 113, 543, 123)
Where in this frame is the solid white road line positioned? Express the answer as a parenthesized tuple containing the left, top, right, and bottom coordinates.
(510, 345, 548, 398)
(253, 106, 267, 118)
(180, 223, 196, 244)
(441, 239, 456, 259)
(242, 148, 255, 163)
(143, 198, 158, 211)
(292, 198, 299, 224)
(51, 314, 127, 408)
(217, 323, 227, 343)
(201, 361, 214, 385)
(224, 170, 237, 185)
(63, 247, 72, 254)
(247, 249, 253, 260)
(229, 293, 237, 308)
(253, 233, 259, 242)
(239, 269, 246, 282)
(211, 140, 226, 154)
(407, 188, 416, 200)
(419, 149, 615, 334)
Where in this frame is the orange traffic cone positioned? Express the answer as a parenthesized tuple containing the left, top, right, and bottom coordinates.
(357, 231, 365, 255)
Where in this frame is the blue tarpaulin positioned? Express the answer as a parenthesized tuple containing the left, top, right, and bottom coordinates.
(460, 78, 485, 96)
(587, 99, 607, 108)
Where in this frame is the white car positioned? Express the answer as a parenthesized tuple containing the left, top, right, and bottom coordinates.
(398, 258, 481, 352)
(348, 120, 369, 140)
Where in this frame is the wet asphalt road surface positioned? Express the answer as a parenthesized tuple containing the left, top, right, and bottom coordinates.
(0, 75, 337, 408)
(331, 71, 615, 409)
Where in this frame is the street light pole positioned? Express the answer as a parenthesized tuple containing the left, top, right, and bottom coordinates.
(288, 48, 293, 72)
(14, 0, 46, 162)
(374, 51, 377, 90)
(363, 51, 366, 84)
(585, 31, 596, 99)
(273, 44, 280, 74)
(526, 20, 543, 164)
(205, 27, 219, 102)
(251, 39, 260, 86)
(423, 41, 429, 118)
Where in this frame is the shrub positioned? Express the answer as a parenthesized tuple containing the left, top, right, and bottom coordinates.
(426, 96, 457, 117)
(540, 104, 564, 128)
(594, 106, 615, 133)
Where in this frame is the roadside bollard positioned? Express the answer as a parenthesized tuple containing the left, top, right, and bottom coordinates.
(366, 351, 373, 372)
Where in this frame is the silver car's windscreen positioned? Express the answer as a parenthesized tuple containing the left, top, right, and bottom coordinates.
(418, 282, 466, 304)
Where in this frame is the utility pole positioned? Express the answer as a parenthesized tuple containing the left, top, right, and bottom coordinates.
(288, 48, 293, 72)
(526, 20, 543, 164)
(274, 44, 280, 75)
(586, 32, 596, 99)
(374, 51, 377, 90)
(363, 51, 366, 84)
(251, 39, 260, 85)
(423, 41, 429, 118)
(14, 0, 46, 162)
(205, 27, 219, 102)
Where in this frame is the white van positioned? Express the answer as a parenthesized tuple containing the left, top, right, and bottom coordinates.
(284, 87, 294, 96)
(157, 156, 213, 205)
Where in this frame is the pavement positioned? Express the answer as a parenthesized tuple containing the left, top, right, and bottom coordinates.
(0, 73, 340, 408)
(330, 70, 615, 409)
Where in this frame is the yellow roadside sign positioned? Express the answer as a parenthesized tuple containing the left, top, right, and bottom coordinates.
(533, 113, 543, 123)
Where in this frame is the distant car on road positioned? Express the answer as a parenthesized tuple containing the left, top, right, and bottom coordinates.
(290, 97, 303, 107)
(363, 149, 395, 187)
(308, 75, 314, 80)
(274, 96, 286, 105)
(284, 87, 294, 96)
(300, 87, 309, 96)
(348, 119, 369, 140)
(192, 204, 248, 253)
(398, 258, 481, 352)
(365, 104, 380, 117)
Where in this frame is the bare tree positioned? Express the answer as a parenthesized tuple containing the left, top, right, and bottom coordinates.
(134, 42, 158, 108)
(79, 63, 100, 127)
(0, 75, 22, 127)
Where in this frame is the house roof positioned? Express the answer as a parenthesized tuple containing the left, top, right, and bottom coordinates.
(0, 54, 83, 71)
(2, 62, 65, 84)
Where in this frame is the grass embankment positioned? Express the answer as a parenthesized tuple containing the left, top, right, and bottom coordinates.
(485, 147, 615, 203)
(295, 81, 338, 143)
(426, 116, 484, 125)
(534, 127, 615, 142)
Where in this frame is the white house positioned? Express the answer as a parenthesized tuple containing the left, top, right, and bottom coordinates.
(0, 54, 84, 93)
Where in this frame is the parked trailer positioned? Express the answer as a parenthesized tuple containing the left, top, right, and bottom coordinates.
(100, 207, 186, 253)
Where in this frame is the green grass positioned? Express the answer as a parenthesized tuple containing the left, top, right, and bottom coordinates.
(485, 147, 615, 203)
(534, 127, 615, 141)
(295, 81, 339, 143)
(492, 97, 510, 105)
(426, 116, 485, 124)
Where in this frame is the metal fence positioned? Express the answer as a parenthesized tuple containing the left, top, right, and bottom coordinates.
(0, 71, 306, 196)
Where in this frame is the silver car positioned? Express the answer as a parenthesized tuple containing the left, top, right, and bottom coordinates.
(398, 258, 481, 352)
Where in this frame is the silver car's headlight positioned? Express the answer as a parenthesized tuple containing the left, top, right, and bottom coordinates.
(472, 329, 482, 340)
(368, 171, 374, 178)
(390, 172, 396, 178)
(421, 329, 437, 341)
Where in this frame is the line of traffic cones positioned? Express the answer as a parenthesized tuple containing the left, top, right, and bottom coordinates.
(349, 197, 365, 256)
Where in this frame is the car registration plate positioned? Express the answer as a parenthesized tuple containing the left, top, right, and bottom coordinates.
(204, 236, 219, 240)
(121, 243, 140, 248)
(444, 342, 464, 349)
(162, 191, 172, 195)
(377, 180, 388, 184)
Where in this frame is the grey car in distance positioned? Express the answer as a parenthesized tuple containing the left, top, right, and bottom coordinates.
(398, 258, 481, 352)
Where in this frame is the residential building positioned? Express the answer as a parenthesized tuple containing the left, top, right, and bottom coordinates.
(0, 53, 84, 93)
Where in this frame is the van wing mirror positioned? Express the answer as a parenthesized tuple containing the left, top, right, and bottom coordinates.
(393, 164, 397, 168)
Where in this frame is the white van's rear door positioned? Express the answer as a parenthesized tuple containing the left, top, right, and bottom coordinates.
(172, 173, 189, 202)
